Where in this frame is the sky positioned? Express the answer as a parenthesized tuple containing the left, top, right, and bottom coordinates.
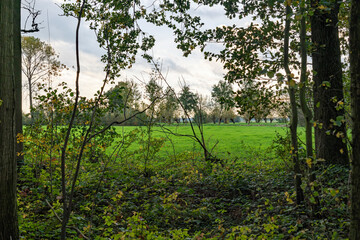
(20, 0, 247, 111)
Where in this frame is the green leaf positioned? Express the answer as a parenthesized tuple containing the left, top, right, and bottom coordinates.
(267, 71, 275, 78)
(321, 81, 331, 88)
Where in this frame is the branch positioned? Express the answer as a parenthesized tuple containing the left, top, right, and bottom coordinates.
(45, 200, 90, 240)
(21, 0, 41, 33)
(149, 59, 213, 160)
(60, 1, 87, 238)
(85, 98, 158, 144)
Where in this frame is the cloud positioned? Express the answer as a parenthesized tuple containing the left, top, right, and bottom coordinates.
(162, 58, 191, 75)
(21, 0, 244, 109)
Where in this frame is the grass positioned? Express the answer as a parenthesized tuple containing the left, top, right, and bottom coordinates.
(111, 123, 291, 159)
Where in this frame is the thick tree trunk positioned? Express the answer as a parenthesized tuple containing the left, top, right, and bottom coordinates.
(0, 0, 20, 238)
(349, 1, 360, 238)
(310, 0, 349, 165)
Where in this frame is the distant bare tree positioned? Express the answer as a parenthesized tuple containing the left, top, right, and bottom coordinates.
(22, 36, 66, 118)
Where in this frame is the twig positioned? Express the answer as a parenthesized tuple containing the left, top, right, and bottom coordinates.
(21, 0, 41, 33)
(45, 200, 90, 240)
(45, 199, 62, 222)
(150, 59, 213, 160)
(84, 97, 158, 144)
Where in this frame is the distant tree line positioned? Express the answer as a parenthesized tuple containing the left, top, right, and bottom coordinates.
(91, 77, 289, 126)
(21, 38, 291, 127)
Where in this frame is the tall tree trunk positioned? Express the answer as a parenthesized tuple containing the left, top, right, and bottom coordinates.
(349, 1, 360, 238)
(0, 0, 20, 238)
(310, 0, 349, 165)
(299, 0, 320, 215)
(299, 0, 313, 168)
(14, 0, 23, 167)
(284, 3, 304, 204)
(28, 78, 34, 120)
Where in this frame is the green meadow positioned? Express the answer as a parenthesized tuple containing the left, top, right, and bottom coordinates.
(111, 123, 295, 159)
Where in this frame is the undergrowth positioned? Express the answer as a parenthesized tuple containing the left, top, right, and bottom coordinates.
(18, 86, 349, 239)
(18, 145, 349, 239)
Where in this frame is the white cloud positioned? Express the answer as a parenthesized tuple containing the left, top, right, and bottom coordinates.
(21, 0, 247, 113)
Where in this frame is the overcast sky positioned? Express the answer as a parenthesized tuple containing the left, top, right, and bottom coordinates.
(21, 0, 247, 111)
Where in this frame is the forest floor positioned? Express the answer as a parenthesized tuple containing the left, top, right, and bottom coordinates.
(18, 124, 349, 239)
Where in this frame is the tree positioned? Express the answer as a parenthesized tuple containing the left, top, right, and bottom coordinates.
(209, 101, 221, 124)
(310, 0, 349, 165)
(145, 75, 163, 121)
(145, 77, 162, 104)
(179, 83, 198, 122)
(211, 80, 233, 124)
(0, 0, 20, 238)
(223, 108, 236, 124)
(149, 0, 292, 126)
(103, 79, 141, 125)
(159, 86, 179, 123)
(192, 94, 209, 124)
(284, 3, 304, 204)
(235, 81, 278, 124)
(106, 79, 141, 113)
(57, 1, 160, 236)
(349, 0, 360, 238)
(22, 36, 65, 118)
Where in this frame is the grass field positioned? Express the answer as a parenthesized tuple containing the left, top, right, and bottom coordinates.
(111, 123, 297, 160)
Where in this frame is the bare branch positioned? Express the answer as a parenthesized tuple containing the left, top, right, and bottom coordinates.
(85, 98, 158, 144)
(21, 0, 41, 33)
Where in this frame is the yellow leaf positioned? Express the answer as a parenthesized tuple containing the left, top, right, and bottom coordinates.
(340, 148, 344, 154)
(285, 0, 292, 6)
(306, 158, 312, 168)
(288, 79, 296, 87)
(116, 190, 124, 199)
(285, 192, 294, 204)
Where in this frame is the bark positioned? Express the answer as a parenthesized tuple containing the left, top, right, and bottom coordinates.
(310, 0, 349, 165)
(0, 0, 20, 238)
(349, 1, 360, 238)
(299, 1, 320, 215)
(284, 4, 304, 204)
(28, 78, 34, 119)
(299, 1, 313, 164)
(14, 0, 23, 166)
